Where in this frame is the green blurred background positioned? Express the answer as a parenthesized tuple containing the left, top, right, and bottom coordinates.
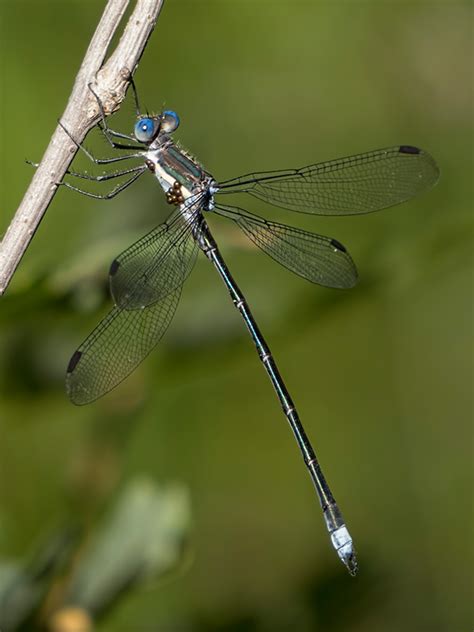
(0, 1, 472, 630)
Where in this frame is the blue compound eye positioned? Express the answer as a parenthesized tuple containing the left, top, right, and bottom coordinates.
(161, 110, 180, 134)
(134, 117, 157, 142)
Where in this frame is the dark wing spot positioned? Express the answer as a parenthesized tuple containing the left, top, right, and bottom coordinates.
(330, 238, 347, 253)
(109, 259, 120, 276)
(399, 145, 421, 155)
(67, 350, 82, 374)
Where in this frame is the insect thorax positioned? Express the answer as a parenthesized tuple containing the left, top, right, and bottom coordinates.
(146, 139, 213, 204)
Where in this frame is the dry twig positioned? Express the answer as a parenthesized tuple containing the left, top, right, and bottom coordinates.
(0, 0, 165, 295)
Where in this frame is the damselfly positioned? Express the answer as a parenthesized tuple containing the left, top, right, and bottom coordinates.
(61, 82, 439, 575)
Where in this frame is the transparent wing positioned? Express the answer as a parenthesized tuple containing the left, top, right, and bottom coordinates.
(109, 200, 202, 310)
(217, 146, 439, 215)
(215, 205, 357, 289)
(66, 284, 183, 405)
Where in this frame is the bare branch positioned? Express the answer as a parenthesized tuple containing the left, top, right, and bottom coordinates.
(0, 0, 165, 296)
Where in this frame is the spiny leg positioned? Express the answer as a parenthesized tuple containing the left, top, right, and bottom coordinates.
(60, 169, 145, 199)
(127, 74, 141, 117)
(97, 122, 141, 148)
(25, 160, 146, 192)
(88, 83, 143, 150)
(66, 164, 147, 183)
(58, 120, 143, 165)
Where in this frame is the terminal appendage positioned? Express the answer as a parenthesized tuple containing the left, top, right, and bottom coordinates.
(323, 502, 358, 576)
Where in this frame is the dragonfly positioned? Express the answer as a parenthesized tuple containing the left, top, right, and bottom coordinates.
(60, 81, 439, 576)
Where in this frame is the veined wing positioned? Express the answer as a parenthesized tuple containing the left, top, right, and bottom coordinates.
(109, 198, 203, 310)
(217, 146, 439, 215)
(215, 204, 357, 289)
(66, 284, 182, 405)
